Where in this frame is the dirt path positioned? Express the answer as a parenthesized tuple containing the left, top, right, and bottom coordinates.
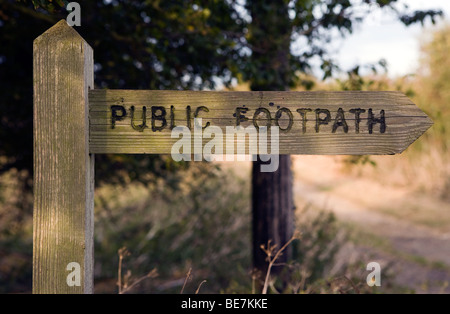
(292, 156, 450, 293)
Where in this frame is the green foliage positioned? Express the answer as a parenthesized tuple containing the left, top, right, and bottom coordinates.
(293, 207, 342, 284)
(0, 0, 446, 293)
(29, 0, 68, 12)
(94, 163, 251, 293)
(336, 59, 388, 91)
(245, 1, 292, 90)
(94, 165, 360, 294)
(271, 206, 349, 293)
(416, 24, 450, 152)
(244, 0, 443, 87)
(0, 0, 246, 186)
(0, 0, 443, 184)
(333, 60, 390, 167)
(399, 9, 443, 26)
(0, 168, 33, 293)
(77, 1, 245, 91)
(344, 155, 377, 167)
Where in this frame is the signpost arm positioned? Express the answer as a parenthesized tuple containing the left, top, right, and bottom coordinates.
(33, 20, 94, 293)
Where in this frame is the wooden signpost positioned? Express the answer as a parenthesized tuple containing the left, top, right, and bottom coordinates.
(90, 89, 432, 155)
(33, 20, 433, 293)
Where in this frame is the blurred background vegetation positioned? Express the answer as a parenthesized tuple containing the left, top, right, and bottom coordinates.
(0, 0, 448, 293)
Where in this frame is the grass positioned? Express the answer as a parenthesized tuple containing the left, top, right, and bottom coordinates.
(376, 203, 450, 233)
(94, 162, 253, 293)
(342, 221, 450, 272)
(94, 162, 389, 294)
(112, 219, 379, 294)
(3, 31, 450, 292)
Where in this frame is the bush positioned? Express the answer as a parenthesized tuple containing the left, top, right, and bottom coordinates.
(94, 162, 251, 293)
(95, 161, 357, 294)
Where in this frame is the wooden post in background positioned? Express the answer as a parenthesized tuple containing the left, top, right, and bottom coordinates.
(33, 20, 94, 293)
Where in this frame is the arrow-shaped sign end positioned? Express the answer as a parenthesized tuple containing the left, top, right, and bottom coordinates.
(394, 108, 434, 154)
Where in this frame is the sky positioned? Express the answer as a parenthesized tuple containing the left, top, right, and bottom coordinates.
(328, 0, 450, 78)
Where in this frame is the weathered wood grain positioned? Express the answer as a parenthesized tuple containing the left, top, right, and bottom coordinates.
(89, 90, 433, 155)
(33, 20, 94, 293)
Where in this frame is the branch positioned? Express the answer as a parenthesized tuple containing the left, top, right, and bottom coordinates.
(195, 280, 207, 294)
(0, 0, 60, 24)
(261, 231, 301, 294)
(180, 268, 192, 294)
(120, 268, 158, 294)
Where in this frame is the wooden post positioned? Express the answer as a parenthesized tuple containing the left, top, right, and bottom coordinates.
(33, 20, 94, 294)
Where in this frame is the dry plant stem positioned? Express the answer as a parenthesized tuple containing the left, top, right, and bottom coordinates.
(262, 233, 299, 294)
(180, 268, 192, 294)
(117, 247, 128, 294)
(118, 256, 122, 294)
(117, 247, 130, 293)
(251, 273, 257, 294)
(439, 282, 449, 294)
(195, 280, 207, 294)
(120, 269, 158, 294)
(330, 276, 360, 294)
(343, 276, 360, 294)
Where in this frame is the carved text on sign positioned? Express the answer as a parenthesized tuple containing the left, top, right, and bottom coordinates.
(110, 105, 386, 134)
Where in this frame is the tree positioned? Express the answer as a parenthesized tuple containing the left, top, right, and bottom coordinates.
(246, 1, 294, 279)
(0, 0, 246, 292)
(243, 0, 442, 283)
(0, 0, 443, 291)
(417, 24, 450, 152)
(0, 0, 245, 186)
